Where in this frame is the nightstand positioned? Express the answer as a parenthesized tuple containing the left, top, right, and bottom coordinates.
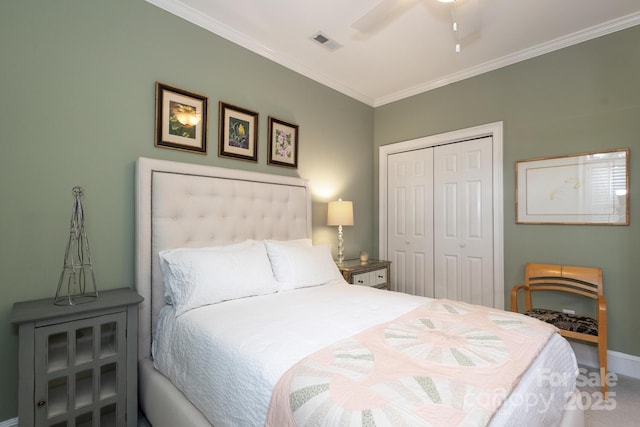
(337, 259, 391, 290)
(10, 287, 143, 427)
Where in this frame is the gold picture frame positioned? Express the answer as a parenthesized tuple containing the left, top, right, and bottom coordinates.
(515, 148, 629, 225)
(155, 82, 208, 154)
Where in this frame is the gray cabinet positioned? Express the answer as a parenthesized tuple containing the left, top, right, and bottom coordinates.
(11, 288, 143, 427)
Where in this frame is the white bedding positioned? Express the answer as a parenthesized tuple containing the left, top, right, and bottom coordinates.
(153, 282, 578, 427)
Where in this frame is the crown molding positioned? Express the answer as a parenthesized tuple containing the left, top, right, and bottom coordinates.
(375, 11, 640, 106)
(147, 1, 640, 108)
(145, 0, 374, 105)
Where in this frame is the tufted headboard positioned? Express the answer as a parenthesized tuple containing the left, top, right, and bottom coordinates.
(135, 157, 311, 360)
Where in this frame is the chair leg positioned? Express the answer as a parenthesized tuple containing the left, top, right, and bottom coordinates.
(598, 341, 608, 399)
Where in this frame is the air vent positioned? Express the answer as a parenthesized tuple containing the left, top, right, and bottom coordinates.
(310, 31, 342, 51)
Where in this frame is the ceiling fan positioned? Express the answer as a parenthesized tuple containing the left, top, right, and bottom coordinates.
(352, 0, 481, 50)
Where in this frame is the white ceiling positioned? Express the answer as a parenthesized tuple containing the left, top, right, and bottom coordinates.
(147, 0, 640, 107)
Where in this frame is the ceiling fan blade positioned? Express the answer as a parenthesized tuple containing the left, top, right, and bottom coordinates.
(352, 0, 420, 34)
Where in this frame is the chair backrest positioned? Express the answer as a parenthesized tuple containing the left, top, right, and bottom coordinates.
(525, 263, 603, 302)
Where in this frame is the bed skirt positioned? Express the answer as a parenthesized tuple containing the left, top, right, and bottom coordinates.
(139, 357, 585, 427)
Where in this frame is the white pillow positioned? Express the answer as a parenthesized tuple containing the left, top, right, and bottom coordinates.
(159, 240, 254, 304)
(159, 240, 278, 315)
(265, 241, 341, 290)
(264, 238, 312, 247)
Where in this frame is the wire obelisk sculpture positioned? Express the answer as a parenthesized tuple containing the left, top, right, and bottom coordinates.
(55, 186, 98, 305)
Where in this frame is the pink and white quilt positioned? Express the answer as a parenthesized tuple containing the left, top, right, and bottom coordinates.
(266, 299, 557, 427)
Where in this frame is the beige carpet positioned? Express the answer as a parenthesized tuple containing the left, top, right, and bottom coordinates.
(578, 366, 640, 427)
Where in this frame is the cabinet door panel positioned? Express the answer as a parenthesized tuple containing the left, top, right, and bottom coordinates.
(352, 272, 370, 286)
(34, 312, 127, 426)
(372, 269, 387, 286)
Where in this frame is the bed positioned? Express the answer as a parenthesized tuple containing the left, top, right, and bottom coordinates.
(136, 157, 584, 427)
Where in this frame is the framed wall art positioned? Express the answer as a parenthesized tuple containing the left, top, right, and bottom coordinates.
(267, 116, 299, 169)
(218, 101, 258, 162)
(516, 148, 629, 225)
(155, 82, 208, 154)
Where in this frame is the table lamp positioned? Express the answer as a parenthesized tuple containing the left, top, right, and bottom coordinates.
(327, 199, 354, 264)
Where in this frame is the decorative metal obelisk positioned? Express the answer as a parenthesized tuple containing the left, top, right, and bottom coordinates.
(55, 186, 98, 305)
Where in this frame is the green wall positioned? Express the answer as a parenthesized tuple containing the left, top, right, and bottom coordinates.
(374, 26, 640, 358)
(0, 1, 373, 419)
(2, 0, 639, 422)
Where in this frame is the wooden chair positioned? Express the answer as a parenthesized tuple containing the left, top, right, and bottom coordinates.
(510, 262, 608, 397)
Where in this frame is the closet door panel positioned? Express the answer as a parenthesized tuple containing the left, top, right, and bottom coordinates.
(394, 252, 408, 293)
(387, 149, 434, 297)
(434, 137, 494, 305)
(413, 251, 427, 296)
(436, 254, 460, 300)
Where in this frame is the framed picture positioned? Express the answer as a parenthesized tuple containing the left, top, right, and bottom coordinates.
(218, 102, 259, 162)
(516, 148, 629, 225)
(155, 82, 208, 154)
(267, 116, 299, 168)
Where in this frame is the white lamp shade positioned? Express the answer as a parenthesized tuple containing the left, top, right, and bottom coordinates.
(327, 200, 354, 226)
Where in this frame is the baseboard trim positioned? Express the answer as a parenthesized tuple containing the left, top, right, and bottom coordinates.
(0, 418, 18, 427)
(570, 341, 640, 379)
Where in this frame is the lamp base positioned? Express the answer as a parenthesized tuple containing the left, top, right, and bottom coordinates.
(336, 225, 345, 264)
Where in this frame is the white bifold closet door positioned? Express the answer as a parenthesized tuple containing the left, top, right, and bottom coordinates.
(387, 148, 434, 297)
(388, 136, 494, 306)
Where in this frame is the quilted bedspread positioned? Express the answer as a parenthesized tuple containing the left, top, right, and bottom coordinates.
(265, 299, 557, 427)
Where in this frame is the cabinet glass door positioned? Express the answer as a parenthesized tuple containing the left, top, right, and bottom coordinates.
(34, 312, 127, 426)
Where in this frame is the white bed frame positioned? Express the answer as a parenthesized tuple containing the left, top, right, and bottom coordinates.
(136, 157, 311, 426)
(135, 156, 583, 427)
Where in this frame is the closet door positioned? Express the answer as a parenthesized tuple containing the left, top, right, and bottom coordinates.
(433, 137, 494, 305)
(387, 149, 434, 296)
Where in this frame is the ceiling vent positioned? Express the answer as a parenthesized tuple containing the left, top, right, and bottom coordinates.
(311, 31, 342, 51)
